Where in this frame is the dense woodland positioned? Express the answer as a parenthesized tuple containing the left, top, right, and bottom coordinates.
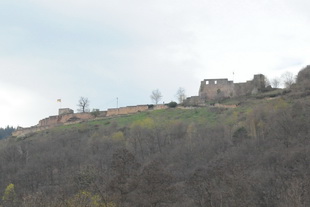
(0, 126, 15, 140)
(1, 67, 310, 207)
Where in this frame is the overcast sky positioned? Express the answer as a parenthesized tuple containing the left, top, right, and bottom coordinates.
(1, 0, 310, 128)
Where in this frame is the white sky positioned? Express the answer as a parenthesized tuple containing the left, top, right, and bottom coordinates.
(1, 0, 310, 127)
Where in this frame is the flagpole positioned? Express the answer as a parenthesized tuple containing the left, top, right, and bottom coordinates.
(57, 99, 62, 109)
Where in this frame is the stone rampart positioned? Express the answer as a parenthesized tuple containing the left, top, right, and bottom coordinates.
(184, 96, 201, 106)
(106, 104, 169, 116)
(153, 104, 168, 110)
(59, 108, 74, 115)
(195, 74, 265, 103)
(107, 105, 150, 116)
(12, 125, 51, 137)
(38, 112, 99, 127)
(13, 104, 167, 138)
(199, 79, 235, 100)
(214, 103, 237, 108)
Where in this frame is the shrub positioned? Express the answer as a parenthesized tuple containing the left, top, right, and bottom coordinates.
(91, 109, 100, 117)
(232, 127, 249, 144)
(167, 101, 177, 108)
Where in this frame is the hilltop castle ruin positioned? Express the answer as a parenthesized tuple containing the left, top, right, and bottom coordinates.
(13, 105, 167, 137)
(185, 74, 266, 105)
(12, 73, 266, 138)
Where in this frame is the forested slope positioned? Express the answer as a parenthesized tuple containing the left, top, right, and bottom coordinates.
(1, 67, 310, 207)
(0, 126, 15, 140)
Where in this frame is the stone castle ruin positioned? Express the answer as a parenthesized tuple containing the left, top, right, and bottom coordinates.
(185, 74, 266, 105)
(12, 73, 266, 138)
(13, 104, 167, 137)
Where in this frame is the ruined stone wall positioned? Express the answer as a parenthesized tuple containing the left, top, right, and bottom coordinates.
(234, 74, 265, 96)
(39, 116, 59, 127)
(183, 96, 202, 106)
(59, 108, 74, 115)
(234, 82, 252, 97)
(253, 74, 266, 90)
(14, 104, 170, 137)
(107, 105, 149, 116)
(58, 113, 94, 123)
(214, 103, 237, 108)
(153, 104, 168, 110)
(197, 74, 265, 101)
(106, 104, 168, 116)
(38, 113, 95, 127)
(12, 125, 51, 137)
(199, 79, 235, 100)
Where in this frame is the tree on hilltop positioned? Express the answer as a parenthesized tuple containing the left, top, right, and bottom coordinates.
(77, 97, 90, 113)
(281, 71, 295, 88)
(150, 89, 162, 105)
(271, 77, 281, 88)
(176, 87, 186, 104)
(0, 126, 15, 140)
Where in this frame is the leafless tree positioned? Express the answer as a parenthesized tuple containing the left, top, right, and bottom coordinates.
(150, 89, 162, 104)
(271, 77, 281, 88)
(77, 97, 90, 113)
(176, 87, 186, 104)
(281, 72, 295, 88)
(265, 76, 271, 87)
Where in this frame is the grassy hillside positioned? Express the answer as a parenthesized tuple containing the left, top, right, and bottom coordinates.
(1, 70, 310, 206)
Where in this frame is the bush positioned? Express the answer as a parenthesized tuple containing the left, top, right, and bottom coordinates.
(91, 109, 100, 117)
(232, 127, 249, 144)
(167, 101, 177, 108)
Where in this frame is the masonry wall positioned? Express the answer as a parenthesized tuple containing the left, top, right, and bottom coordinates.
(106, 104, 168, 116)
(183, 96, 202, 106)
(199, 79, 235, 100)
(214, 103, 237, 108)
(153, 104, 168, 110)
(38, 113, 96, 127)
(59, 108, 74, 115)
(12, 126, 51, 137)
(234, 74, 266, 96)
(13, 101, 171, 138)
(107, 105, 149, 116)
(198, 74, 265, 101)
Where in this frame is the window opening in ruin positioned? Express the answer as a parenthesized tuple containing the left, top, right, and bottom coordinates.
(206, 81, 209, 84)
(215, 80, 217, 84)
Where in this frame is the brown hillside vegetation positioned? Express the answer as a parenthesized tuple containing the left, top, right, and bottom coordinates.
(1, 67, 310, 206)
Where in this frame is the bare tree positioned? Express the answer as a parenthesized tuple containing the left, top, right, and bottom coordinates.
(176, 87, 186, 104)
(150, 89, 162, 104)
(265, 76, 271, 87)
(77, 97, 90, 113)
(271, 77, 281, 88)
(281, 72, 295, 88)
